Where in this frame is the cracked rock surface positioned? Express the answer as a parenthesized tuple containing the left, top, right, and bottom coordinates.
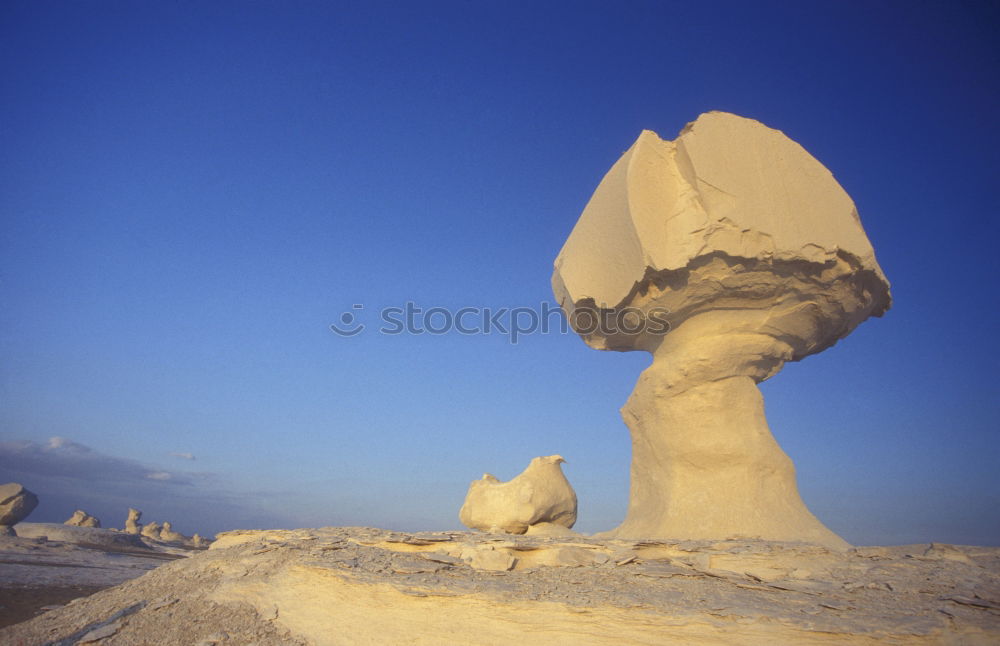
(2, 527, 998, 644)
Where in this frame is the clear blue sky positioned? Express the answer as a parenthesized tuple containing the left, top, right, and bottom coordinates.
(1, 1, 997, 545)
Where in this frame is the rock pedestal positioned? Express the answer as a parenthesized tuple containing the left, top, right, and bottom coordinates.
(553, 112, 891, 549)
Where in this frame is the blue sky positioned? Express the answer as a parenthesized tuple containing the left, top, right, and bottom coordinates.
(1, 1, 997, 545)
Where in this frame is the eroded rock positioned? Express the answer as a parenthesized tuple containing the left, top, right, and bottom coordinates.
(553, 112, 891, 549)
(160, 521, 187, 543)
(125, 508, 142, 535)
(0, 482, 39, 536)
(141, 521, 162, 540)
(459, 455, 577, 534)
(65, 509, 101, 528)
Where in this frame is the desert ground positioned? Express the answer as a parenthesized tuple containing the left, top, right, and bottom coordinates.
(1, 524, 998, 645)
(0, 523, 193, 630)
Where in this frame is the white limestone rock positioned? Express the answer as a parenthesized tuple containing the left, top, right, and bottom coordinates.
(141, 521, 162, 540)
(65, 509, 102, 528)
(0, 482, 39, 536)
(124, 508, 142, 535)
(553, 111, 888, 335)
(552, 112, 891, 549)
(460, 544, 518, 571)
(459, 455, 577, 534)
(160, 521, 188, 543)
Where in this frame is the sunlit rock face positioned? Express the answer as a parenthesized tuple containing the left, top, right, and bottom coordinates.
(160, 521, 188, 543)
(124, 507, 142, 535)
(553, 112, 891, 549)
(141, 521, 162, 540)
(0, 482, 39, 536)
(459, 455, 578, 534)
(65, 509, 101, 528)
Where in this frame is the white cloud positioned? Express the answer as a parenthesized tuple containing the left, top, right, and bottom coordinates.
(146, 471, 173, 481)
(169, 452, 196, 461)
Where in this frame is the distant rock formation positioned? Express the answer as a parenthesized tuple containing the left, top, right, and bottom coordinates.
(159, 521, 187, 543)
(460, 455, 577, 534)
(140, 521, 162, 540)
(0, 482, 39, 536)
(553, 112, 891, 549)
(191, 533, 208, 548)
(124, 507, 142, 535)
(64, 509, 101, 528)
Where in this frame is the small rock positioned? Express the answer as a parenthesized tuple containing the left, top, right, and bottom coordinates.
(160, 521, 188, 543)
(538, 546, 605, 568)
(420, 552, 464, 566)
(463, 546, 517, 571)
(392, 561, 442, 574)
(64, 509, 101, 528)
(923, 543, 976, 566)
(633, 561, 692, 578)
(141, 520, 162, 539)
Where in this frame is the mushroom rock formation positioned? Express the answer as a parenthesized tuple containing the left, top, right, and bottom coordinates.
(552, 112, 891, 550)
(460, 455, 577, 534)
(124, 508, 142, 535)
(141, 520, 162, 540)
(64, 509, 101, 528)
(0, 483, 39, 536)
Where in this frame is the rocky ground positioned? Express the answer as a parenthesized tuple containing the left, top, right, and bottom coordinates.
(1, 526, 998, 644)
(0, 524, 196, 630)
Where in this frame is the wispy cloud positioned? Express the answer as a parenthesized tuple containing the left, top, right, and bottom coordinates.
(169, 452, 196, 461)
(0, 437, 202, 487)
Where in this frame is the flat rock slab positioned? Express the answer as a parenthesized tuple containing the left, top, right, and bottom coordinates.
(14, 523, 148, 551)
(2, 527, 998, 644)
